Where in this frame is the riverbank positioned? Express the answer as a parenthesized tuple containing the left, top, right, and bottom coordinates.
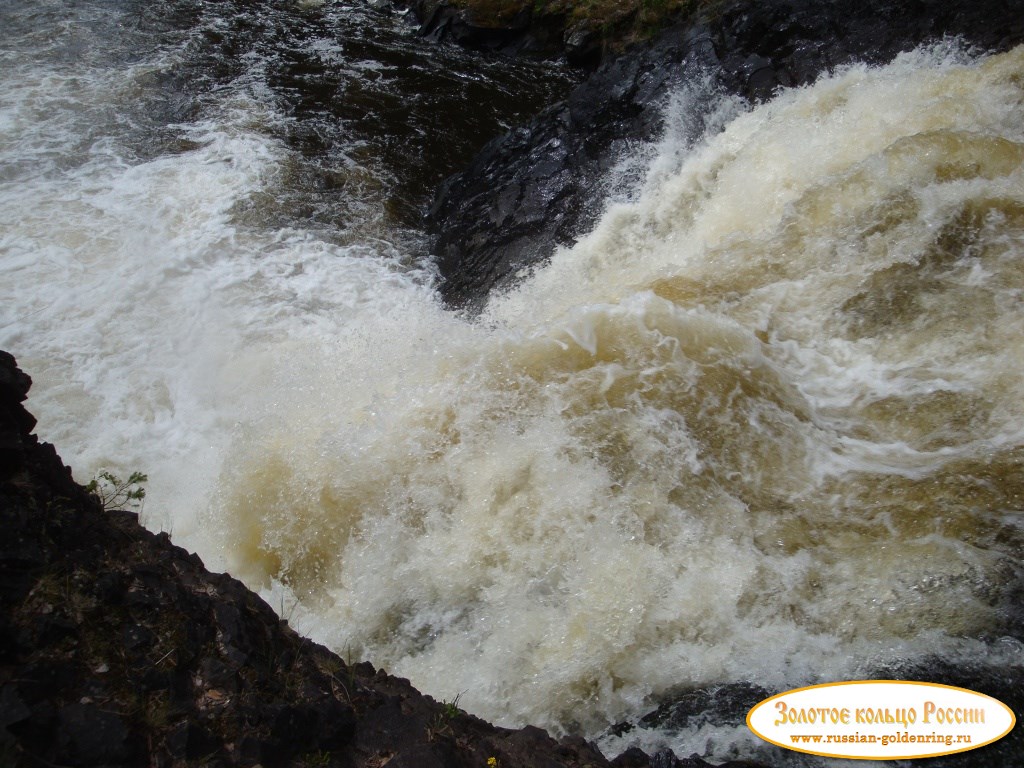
(1, 349, 768, 766)
(3, 0, 1022, 763)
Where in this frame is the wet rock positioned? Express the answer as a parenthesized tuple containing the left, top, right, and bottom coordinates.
(1, 347, 749, 767)
(402, 0, 575, 62)
(56, 703, 136, 765)
(611, 746, 765, 768)
(0, 350, 34, 442)
(611, 747, 654, 767)
(868, 659, 1024, 768)
(427, 0, 1024, 310)
(636, 683, 772, 734)
(0, 685, 29, 730)
(165, 720, 220, 761)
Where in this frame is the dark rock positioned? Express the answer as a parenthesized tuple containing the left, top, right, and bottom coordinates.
(403, 0, 576, 62)
(313, 697, 358, 749)
(611, 668, 1024, 768)
(56, 702, 135, 765)
(15, 660, 78, 705)
(165, 720, 220, 760)
(637, 682, 772, 733)
(427, 0, 1024, 310)
(34, 614, 78, 647)
(564, 22, 602, 69)
(611, 746, 654, 767)
(0, 349, 34, 482)
(0, 685, 29, 730)
(94, 569, 128, 603)
(3, 347, 740, 768)
(613, 746, 762, 768)
(650, 751, 681, 768)
(868, 659, 1024, 768)
(236, 734, 267, 766)
(122, 621, 154, 651)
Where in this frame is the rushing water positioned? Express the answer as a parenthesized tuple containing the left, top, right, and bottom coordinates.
(3, 0, 1023, 764)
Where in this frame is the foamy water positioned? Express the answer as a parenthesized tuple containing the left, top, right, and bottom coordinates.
(2, 1, 1022, 763)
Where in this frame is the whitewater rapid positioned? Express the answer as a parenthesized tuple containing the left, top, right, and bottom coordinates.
(2, 1, 1022, 763)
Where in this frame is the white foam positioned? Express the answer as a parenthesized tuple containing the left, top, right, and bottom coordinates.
(4, 10, 1023, 763)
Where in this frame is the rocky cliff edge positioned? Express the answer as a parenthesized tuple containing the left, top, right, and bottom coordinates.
(0, 349, 768, 767)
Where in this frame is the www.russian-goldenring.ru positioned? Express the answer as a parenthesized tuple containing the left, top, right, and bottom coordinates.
(789, 731, 974, 748)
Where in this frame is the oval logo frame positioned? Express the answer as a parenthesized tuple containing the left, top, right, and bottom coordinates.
(746, 680, 1015, 760)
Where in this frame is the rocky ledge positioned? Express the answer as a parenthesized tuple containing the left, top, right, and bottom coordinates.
(398, 0, 607, 67)
(424, 0, 1024, 310)
(1, 349, 772, 767)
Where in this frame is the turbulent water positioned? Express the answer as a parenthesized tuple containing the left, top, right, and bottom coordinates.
(3, 0, 1023, 764)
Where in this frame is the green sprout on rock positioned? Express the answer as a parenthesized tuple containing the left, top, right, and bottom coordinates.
(86, 469, 148, 512)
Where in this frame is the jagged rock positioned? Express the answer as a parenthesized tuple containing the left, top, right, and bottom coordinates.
(426, 0, 1024, 310)
(56, 703, 135, 766)
(400, 0, 580, 62)
(0, 349, 771, 766)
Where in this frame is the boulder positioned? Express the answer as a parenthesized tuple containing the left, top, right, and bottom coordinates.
(426, 0, 1024, 309)
(400, 0, 590, 63)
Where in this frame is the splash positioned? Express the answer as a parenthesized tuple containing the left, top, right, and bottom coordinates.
(3, 1, 1022, 760)
(214, 43, 1024, 754)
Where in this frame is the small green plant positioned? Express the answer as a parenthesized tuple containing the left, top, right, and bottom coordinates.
(86, 469, 147, 512)
(140, 690, 174, 730)
(300, 750, 332, 768)
(441, 692, 463, 719)
(427, 693, 465, 742)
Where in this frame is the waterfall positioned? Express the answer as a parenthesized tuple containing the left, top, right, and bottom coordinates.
(2, 0, 1021, 763)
